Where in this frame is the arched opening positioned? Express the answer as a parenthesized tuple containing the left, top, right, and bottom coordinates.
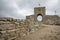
(37, 14, 43, 21)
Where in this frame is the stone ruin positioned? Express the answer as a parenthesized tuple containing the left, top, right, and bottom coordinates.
(0, 7, 60, 40)
(0, 17, 41, 40)
(26, 7, 60, 25)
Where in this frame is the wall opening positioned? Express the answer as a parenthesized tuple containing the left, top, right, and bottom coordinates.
(37, 14, 43, 21)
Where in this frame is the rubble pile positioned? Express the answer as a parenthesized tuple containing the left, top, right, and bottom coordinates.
(0, 17, 40, 40)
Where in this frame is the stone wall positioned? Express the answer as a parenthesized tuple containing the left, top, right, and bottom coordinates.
(0, 17, 20, 40)
(0, 17, 41, 40)
(26, 15, 60, 25)
(42, 15, 60, 25)
(0, 17, 21, 40)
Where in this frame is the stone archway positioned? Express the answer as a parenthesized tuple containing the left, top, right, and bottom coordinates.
(37, 14, 43, 22)
(34, 7, 45, 21)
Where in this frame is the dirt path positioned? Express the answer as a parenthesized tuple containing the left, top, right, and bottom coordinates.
(25, 25, 60, 40)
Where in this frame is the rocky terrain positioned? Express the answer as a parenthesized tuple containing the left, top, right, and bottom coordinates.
(0, 17, 40, 40)
(25, 25, 60, 40)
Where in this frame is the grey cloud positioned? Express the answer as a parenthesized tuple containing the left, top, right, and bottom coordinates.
(0, 0, 60, 19)
(16, 0, 47, 9)
(0, 0, 25, 19)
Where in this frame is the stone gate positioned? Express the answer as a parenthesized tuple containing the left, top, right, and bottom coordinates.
(26, 6, 60, 25)
(34, 7, 45, 21)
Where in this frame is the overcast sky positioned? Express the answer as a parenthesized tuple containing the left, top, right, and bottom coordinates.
(0, 0, 60, 19)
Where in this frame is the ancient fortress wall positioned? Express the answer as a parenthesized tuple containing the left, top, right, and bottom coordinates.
(0, 17, 41, 40)
(42, 15, 60, 25)
(0, 17, 25, 40)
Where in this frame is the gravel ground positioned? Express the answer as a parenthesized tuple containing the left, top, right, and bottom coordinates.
(25, 25, 60, 40)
